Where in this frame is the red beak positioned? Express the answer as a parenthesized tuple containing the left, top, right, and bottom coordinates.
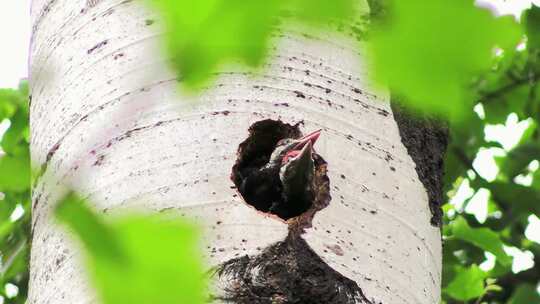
(281, 130, 321, 164)
(295, 129, 321, 150)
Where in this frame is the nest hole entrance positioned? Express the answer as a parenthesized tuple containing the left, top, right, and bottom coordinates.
(231, 119, 329, 221)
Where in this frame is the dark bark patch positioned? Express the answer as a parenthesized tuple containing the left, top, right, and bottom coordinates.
(86, 0, 100, 7)
(293, 91, 306, 98)
(212, 234, 372, 304)
(33, 141, 61, 189)
(87, 40, 108, 54)
(212, 110, 231, 116)
(93, 154, 105, 167)
(113, 53, 124, 60)
(231, 120, 330, 226)
(390, 98, 448, 227)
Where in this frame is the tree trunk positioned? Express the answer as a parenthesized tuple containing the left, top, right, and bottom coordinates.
(28, 0, 442, 303)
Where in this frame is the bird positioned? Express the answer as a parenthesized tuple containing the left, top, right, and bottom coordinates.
(238, 130, 321, 219)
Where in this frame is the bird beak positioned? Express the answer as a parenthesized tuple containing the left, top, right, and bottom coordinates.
(281, 130, 321, 165)
(295, 129, 321, 150)
(279, 140, 315, 194)
(294, 140, 314, 167)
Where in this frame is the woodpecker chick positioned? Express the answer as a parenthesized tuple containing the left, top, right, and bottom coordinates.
(271, 140, 316, 218)
(268, 130, 321, 218)
(238, 129, 321, 218)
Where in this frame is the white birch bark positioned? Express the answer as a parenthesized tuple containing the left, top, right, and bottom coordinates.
(28, 0, 441, 303)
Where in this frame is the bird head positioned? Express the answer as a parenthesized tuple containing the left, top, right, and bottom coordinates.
(267, 129, 321, 168)
(273, 130, 321, 203)
(266, 130, 321, 168)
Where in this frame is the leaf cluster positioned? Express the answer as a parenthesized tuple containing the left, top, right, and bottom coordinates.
(438, 5, 540, 304)
(0, 81, 30, 304)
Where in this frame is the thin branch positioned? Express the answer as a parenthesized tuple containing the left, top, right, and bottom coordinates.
(477, 76, 533, 104)
(452, 147, 482, 179)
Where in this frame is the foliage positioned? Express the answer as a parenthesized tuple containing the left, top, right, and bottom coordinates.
(438, 4, 540, 303)
(370, 0, 522, 120)
(55, 193, 207, 304)
(0, 82, 30, 304)
(444, 264, 488, 301)
(149, 0, 360, 89)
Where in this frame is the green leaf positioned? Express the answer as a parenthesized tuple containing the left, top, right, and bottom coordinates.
(1, 242, 29, 283)
(508, 284, 540, 304)
(484, 283, 502, 293)
(0, 105, 15, 122)
(1, 109, 29, 156)
(370, 0, 521, 120)
(452, 217, 512, 266)
(0, 194, 16, 222)
(444, 264, 486, 301)
(0, 151, 30, 192)
(55, 193, 125, 262)
(524, 5, 540, 50)
(482, 84, 530, 124)
(0, 89, 25, 121)
(284, 0, 357, 24)
(496, 144, 540, 179)
(0, 221, 15, 245)
(149, 0, 359, 88)
(487, 182, 540, 217)
(532, 169, 540, 190)
(55, 192, 207, 304)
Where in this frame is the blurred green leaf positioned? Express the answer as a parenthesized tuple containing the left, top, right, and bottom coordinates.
(370, 0, 521, 119)
(0, 150, 30, 193)
(1, 109, 29, 156)
(496, 142, 540, 180)
(55, 192, 207, 304)
(444, 112, 486, 193)
(149, 0, 359, 88)
(483, 84, 530, 124)
(532, 169, 540, 190)
(452, 217, 512, 266)
(442, 238, 488, 288)
(524, 5, 540, 50)
(487, 182, 540, 217)
(284, 0, 356, 24)
(508, 284, 540, 304)
(444, 264, 486, 301)
(1, 242, 28, 283)
(0, 221, 15, 245)
(0, 89, 25, 121)
(0, 196, 16, 223)
(55, 193, 125, 262)
(485, 260, 511, 279)
(0, 82, 30, 304)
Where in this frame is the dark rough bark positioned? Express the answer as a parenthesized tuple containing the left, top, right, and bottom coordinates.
(390, 98, 449, 227)
(213, 235, 372, 304)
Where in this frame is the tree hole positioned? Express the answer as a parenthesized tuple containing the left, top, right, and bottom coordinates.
(231, 119, 329, 221)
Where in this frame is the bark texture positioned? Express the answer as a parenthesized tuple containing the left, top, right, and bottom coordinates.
(28, 0, 441, 303)
(390, 100, 449, 227)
